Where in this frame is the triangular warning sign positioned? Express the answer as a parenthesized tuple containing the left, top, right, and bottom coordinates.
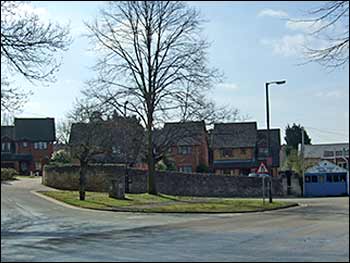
(257, 162, 268, 174)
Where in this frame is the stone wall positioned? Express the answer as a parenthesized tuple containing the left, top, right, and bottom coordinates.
(43, 164, 286, 197)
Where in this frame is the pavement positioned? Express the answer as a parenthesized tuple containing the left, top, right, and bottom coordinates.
(1, 177, 349, 262)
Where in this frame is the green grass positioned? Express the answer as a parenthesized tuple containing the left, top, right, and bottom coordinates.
(40, 191, 297, 213)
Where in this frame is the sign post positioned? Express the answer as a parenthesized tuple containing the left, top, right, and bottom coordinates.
(258, 162, 269, 205)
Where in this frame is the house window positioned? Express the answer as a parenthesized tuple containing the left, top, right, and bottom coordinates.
(222, 148, 232, 157)
(333, 175, 339, 182)
(305, 176, 311, 183)
(326, 175, 333, 183)
(179, 166, 192, 173)
(323, 151, 334, 157)
(335, 151, 343, 157)
(311, 176, 318, 183)
(34, 142, 48, 150)
(178, 146, 192, 155)
(1, 142, 11, 152)
(23, 142, 28, 148)
(258, 147, 268, 155)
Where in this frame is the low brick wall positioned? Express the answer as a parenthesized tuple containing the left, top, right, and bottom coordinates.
(43, 164, 285, 197)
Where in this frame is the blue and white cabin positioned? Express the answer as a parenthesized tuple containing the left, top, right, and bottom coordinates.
(304, 160, 348, 197)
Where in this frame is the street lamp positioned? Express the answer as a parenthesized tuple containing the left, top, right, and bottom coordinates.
(265, 80, 286, 203)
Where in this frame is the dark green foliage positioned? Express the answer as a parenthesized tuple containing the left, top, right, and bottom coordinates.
(1, 168, 18, 181)
(196, 164, 209, 173)
(284, 123, 311, 153)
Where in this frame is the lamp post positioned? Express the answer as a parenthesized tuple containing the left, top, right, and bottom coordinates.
(124, 100, 129, 193)
(266, 80, 286, 203)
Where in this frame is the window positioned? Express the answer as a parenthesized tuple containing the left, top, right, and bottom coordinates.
(333, 175, 339, 182)
(1, 142, 11, 152)
(241, 149, 246, 154)
(222, 148, 232, 157)
(34, 142, 48, 150)
(319, 176, 325, 184)
(326, 175, 333, 183)
(340, 175, 346, 183)
(335, 151, 343, 157)
(178, 146, 192, 155)
(23, 142, 28, 147)
(311, 176, 318, 183)
(258, 147, 268, 155)
(323, 151, 334, 157)
(305, 176, 311, 183)
(179, 166, 192, 173)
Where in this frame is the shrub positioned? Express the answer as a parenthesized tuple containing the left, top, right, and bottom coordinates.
(196, 164, 209, 173)
(1, 168, 18, 181)
(50, 149, 72, 164)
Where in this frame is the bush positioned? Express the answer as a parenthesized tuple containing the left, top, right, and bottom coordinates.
(1, 168, 18, 181)
(50, 149, 72, 164)
(196, 164, 209, 173)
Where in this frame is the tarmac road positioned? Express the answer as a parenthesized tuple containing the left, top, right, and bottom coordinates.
(1, 178, 349, 262)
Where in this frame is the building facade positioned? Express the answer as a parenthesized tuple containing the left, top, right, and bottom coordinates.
(211, 122, 280, 176)
(302, 143, 349, 170)
(1, 118, 55, 175)
(159, 121, 209, 173)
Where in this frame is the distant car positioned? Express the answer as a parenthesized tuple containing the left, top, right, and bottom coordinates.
(248, 173, 271, 177)
(258, 173, 271, 177)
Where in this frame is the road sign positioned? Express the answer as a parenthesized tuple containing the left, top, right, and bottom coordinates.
(257, 162, 268, 174)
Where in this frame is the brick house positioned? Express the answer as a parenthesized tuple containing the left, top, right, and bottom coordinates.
(158, 121, 209, 173)
(210, 122, 280, 176)
(1, 118, 55, 175)
(69, 115, 145, 167)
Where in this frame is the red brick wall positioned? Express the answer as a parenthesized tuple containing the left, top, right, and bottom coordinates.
(16, 141, 54, 171)
(169, 134, 209, 172)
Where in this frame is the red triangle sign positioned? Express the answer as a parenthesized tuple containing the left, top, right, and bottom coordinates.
(257, 162, 268, 174)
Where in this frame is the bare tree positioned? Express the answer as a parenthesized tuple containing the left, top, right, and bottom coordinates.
(68, 100, 144, 200)
(68, 100, 113, 200)
(84, 1, 220, 194)
(299, 1, 349, 68)
(1, 1, 71, 111)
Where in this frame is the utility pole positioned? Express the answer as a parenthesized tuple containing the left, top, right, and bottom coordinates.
(301, 126, 305, 197)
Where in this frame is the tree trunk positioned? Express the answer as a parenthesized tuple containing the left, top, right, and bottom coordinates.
(79, 161, 88, 201)
(147, 123, 157, 195)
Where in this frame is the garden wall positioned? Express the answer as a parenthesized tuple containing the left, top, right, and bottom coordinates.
(43, 164, 286, 197)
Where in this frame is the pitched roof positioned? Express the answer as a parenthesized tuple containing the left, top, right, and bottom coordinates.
(211, 122, 257, 148)
(1, 126, 15, 140)
(306, 160, 348, 174)
(157, 121, 207, 146)
(13, 118, 55, 141)
(257, 129, 281, 167)
(69, 117, 145, 163)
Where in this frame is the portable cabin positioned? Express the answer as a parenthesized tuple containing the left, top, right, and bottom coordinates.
(304, 160, 348, 197)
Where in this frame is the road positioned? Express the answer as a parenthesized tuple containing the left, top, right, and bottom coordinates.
(1, 178, 349, 262)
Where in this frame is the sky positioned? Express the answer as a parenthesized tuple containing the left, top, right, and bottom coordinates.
(6, 1, 349, 144)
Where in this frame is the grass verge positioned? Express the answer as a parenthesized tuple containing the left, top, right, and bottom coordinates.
(40, 191, 298, 213)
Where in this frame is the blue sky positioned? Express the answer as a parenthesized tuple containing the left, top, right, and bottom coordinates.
(11, 1, 349, 144)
